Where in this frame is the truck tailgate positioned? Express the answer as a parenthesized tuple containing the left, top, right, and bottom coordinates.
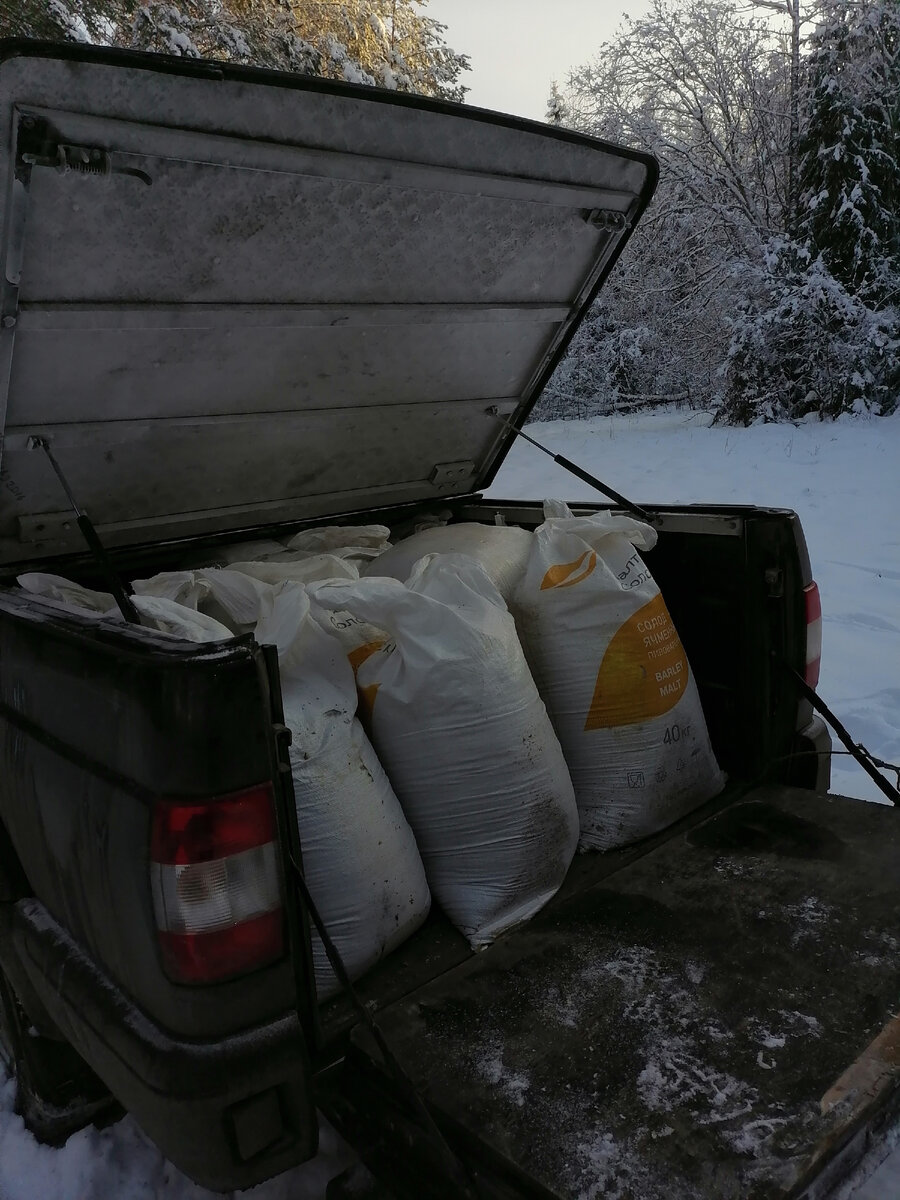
(342, 787, 900, 1199)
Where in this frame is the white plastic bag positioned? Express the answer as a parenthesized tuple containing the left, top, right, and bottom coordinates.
(133, 568, 269, 634)
(17, 573, 233, 642)
(365, 522, 532, 601)
(134, 562, 357, 633)
(223, 554, 358, 587)
(17, 572, 115, 613)
(285, 525, 391, 567)
(255, 582, 430, 998)
(129, 594, 234, 642)
(513, 501, 725, 851)
(313, 555, 578, 949)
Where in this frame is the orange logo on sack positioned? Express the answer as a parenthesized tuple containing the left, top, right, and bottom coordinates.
(348, 640, 387, 721)
(347, 639, 386, 674)
(584, 592, 689, 729)
(540, 550, 597, 591)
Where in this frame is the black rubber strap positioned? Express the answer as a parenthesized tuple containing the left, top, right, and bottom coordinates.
(775, 655, 900, 806)
(289, 857, 481, 1199)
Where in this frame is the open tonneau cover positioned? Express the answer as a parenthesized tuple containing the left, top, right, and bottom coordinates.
(0, 41, 656, 568)
(344, 787, 900, 1199)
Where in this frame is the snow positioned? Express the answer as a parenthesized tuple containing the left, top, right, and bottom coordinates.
(0, 1075, 356, 1199)
(474, 1044, 531, 1108)
(47, 0, 93, 43)
(1, 407, 898, 1197)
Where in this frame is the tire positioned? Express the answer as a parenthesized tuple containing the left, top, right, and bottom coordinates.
(0, 819, 121, 1142)
(0, 954, 122, 1143)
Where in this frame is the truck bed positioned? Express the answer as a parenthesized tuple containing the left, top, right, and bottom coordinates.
(335, 786, 900, 1199)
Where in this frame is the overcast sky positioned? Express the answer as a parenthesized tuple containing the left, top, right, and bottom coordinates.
(432, 1, 651, 121)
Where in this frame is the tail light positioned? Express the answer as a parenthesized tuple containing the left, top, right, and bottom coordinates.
(150, 784, 284, 984)
(804, 582, 822, 688)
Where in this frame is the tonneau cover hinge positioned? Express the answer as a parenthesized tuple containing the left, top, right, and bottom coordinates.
(16, 114, 151, 186)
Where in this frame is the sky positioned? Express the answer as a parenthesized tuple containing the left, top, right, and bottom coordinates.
(431, 0, 651, 121)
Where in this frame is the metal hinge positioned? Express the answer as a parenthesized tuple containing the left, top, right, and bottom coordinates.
(429, 460, 475, 489)
(16, 114, 151, 186)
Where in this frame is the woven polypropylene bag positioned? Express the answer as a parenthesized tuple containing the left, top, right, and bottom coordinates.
(313, 555, 578, 948)
(512, 501, 725, 851)
(365, 523, 532, 601)
(255, 582, 430, 998)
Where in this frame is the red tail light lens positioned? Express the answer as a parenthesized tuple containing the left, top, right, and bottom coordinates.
(150, 784, 284, 984)
(804, 582, 822, 688)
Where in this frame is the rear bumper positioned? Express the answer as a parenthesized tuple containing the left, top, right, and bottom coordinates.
(0, 897, 317, 1191)
(794, 714, 832, 793)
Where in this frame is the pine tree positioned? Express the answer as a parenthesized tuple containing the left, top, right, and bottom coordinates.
(545, 81, 568, 127)
(798, 1, 900, 307)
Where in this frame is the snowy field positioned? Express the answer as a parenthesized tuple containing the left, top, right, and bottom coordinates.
(1, 408, 898, 1199)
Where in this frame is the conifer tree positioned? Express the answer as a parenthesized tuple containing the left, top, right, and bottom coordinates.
(545, 82, 568, 127)
(798, 1, 900, 307)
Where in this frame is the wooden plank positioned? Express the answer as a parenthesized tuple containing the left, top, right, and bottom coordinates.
(821, 1013, 900, 1115)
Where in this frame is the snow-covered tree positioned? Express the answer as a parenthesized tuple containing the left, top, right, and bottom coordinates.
(721, 238, 899, 421)
(545, 81, 569, 127)
(0, 0, 470, 101)
(287, 1, 470, 98)
(720, 0, 900, 423)
(566, 0, 795, 246)
(542, 0, 899, 423)
(798, 0, 900, 306)
(540, 0, 796, 419)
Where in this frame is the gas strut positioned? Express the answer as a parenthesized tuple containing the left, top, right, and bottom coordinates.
(27, 436, 141, 625)
(486, 407, 653, 522)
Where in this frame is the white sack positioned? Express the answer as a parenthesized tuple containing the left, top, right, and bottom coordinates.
(255, 583, 430, 999)
(513, 501, 725, 851)
(365, 523, 532, 601)
(313, 555, 579, 949)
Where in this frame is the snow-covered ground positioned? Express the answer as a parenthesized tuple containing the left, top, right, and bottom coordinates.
(1, 408, 898, 1199)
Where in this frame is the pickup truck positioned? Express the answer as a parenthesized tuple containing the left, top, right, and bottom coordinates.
(0, 40, 897, 1200)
